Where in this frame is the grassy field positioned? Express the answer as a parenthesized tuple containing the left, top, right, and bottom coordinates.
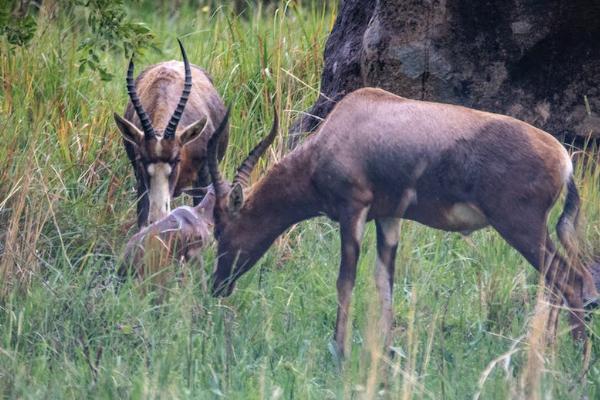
(1, 2, 600, 398)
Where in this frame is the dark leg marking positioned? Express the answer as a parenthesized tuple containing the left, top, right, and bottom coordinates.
(334, 205, 369, 359)
(375, 218, 400, 352)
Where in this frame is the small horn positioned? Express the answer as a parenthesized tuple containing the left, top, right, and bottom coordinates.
(126, 57, 155, 140)
(164, 39, 192, 140)
(233, 109, 278, 188)
(207, 108, 231, 201)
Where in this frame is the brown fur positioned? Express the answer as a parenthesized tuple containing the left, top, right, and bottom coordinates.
(119, 60, 228, 226)
(209, 88, 597, 357)
(121, 189, 215, 279)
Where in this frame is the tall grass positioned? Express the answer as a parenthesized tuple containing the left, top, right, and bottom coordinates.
(1, 2, 599, 398)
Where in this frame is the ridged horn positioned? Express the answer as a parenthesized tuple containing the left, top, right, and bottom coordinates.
(233, 109, 278, 188)
(126, 57, 155, 140)
(207, 108, 231, 200)
(164, 39, 192, 140)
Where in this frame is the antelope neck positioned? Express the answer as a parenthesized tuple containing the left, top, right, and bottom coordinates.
(237, 152, 321, 247)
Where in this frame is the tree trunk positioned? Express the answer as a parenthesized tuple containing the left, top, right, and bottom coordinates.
(290, 0, 600, 146)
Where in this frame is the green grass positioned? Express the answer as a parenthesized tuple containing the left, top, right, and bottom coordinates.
(1, 2, 600, 398)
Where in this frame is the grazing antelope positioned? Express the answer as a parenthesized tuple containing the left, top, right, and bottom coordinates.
(207, 89, 598, 357)
(121, 187, 215, 280)
(114, 39, 228, 227)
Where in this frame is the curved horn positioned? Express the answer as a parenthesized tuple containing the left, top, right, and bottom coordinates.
(126, 57, 155, 140)
(164, 39, 192, 140)
(207, 108, 231, 200)
(233, 109, 278, 188)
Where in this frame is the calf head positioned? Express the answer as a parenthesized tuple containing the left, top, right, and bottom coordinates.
(121, 186, 216, 281)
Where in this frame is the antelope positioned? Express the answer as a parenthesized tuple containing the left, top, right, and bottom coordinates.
(207, 88, 599, 357)
(121, 187, 215, 280)
(114, 39, 228, 227)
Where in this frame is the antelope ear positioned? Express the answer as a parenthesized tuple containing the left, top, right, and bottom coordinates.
(178, 117, 208, 146)
(228, 182, 244, 214)
(114, 113, 144, 146)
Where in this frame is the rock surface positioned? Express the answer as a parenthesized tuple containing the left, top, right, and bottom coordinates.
(291, 0, 600, 145)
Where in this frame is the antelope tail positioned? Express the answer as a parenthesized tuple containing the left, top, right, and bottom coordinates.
(556, 175, 600, 308)
(556, 175, 580, 261)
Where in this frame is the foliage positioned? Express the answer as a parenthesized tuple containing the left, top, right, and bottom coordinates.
(0, 0, 156, 81)
(1, 1, 599, 398)
(0, 1, 38, 46)
(76, 0, 156, 81)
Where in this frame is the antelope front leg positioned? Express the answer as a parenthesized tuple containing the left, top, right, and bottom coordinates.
(375, 218, 400, 352)
(334, 206, 369, 359)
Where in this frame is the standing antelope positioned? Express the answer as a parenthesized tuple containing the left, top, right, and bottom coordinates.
(207, 89, 598, 357)
(114, 39, 228, 227)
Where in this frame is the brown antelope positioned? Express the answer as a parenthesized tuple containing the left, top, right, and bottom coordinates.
(121, 187, 215, 280)
(207, 89, 598, 357)
(114, 39, 228, 227)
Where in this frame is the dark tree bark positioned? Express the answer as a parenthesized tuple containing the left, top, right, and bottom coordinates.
(290, 0, 600, 146)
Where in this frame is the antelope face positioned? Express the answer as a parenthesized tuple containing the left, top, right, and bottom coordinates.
(211, 239, 239, 297)
(114, 115, 207, 224)
(205, 108, 278, 297)
(211, 184, 246, 296)
(136, 135, 179, 224)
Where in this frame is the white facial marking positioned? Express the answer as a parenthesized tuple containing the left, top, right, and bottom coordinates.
(148, 162, 172, 223)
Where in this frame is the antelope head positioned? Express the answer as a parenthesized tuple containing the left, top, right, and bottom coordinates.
(205, 109, 278, 296)
(113, 40, 208, 224)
